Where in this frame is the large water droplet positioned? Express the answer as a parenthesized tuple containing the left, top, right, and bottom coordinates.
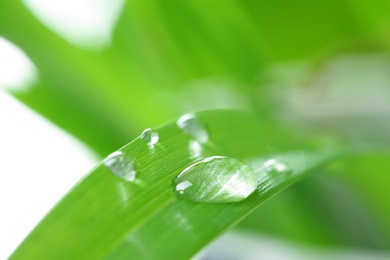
(173, 156, 257, 203)
(104, 151, 136, 182)
(140, 128, 159, 146)
(263, 159, 291, 175)
(177, 113, 209, 143)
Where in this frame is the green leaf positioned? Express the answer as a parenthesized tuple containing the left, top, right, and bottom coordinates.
(236, 173, 389, 249)
(0, 1, 176, 156)
(10, 110, 341, 259)
(326, 153, 390, 247)
(1, 0, 389, 157)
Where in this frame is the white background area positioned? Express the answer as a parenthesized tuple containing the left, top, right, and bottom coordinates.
(0, 91, 98, 258)
(0, 0, 121, 257)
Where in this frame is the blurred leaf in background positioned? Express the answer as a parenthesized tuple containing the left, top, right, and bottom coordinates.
(1, 0, 390, 258)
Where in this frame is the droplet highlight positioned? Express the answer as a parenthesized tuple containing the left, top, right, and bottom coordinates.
(177, 113, 209, 143)
(176, 180, 193, 194)
(263, 159, 291, 175)
(104, 151, 136, 182)
(173, 156, 257, 203)
(140, 128, 159, 146)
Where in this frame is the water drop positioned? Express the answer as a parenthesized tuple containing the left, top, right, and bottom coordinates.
(140, 128, 159, 146)
(173, 156, 257, 203)
(104, 151, 136, 182)
(177, 113, 209, 143)
(263, 159, 291, 174)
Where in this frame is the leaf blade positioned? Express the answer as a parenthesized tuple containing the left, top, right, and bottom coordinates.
(9, 110, 341, 259)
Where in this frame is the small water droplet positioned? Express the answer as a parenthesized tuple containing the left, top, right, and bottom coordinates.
(263, 159, 291, 174)
(173, 156, 257, 203)
(104, 151, 136, 182)
(177, 113, 209, 143)
(140, 128, 159, 146)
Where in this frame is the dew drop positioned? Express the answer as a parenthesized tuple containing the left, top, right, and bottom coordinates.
(263, 159, 291, 174)
(104, 151, 136, 182)
(140, 128, 159, 146)
(177, 113, 209, 143)
(173, 156, 257, 203)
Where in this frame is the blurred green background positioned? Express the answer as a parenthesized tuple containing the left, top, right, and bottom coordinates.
(1, 0, 390, 258)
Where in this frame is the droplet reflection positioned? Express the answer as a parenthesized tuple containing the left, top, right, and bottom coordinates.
(263, 159, 292, 175)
